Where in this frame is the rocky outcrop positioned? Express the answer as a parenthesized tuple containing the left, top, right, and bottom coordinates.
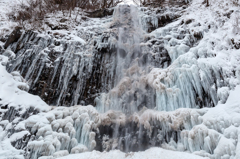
(4, 27, 22, 49)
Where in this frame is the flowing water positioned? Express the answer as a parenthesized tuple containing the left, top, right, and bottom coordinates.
(96, 5, 156, 114)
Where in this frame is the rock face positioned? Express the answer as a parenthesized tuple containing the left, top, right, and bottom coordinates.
(5, 30, 116, 106)
(3, 5, 178, 108)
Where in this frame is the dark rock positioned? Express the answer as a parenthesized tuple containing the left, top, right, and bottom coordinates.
(0, 45, 4, 54)
(81, 16, 88, 21)
(158, 14, 180, 28)
(1, 104, 8, 109)
(146, 14, 180, 33)
(95, 120, 179, 152)
(52, 24, 68, 30)
(185, 19, 193, 24)
(224, 10, 234, 18)
(0, 35, 8, 43)
(193, 31, 203, 40)
(60, 18, 68, 23)
(46, 22, 68, 30)
(4, 27, 22, 49)
(54, 40, 61, 46)
(231, 39, 240, 49)
(11, 134, 32, 150)
(2, 107, 19, 122)
(86, 8, 114, 18)
(21, 107, 39, 119)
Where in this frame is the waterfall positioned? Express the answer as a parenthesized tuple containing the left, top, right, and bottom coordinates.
(96, 5, 156, 114)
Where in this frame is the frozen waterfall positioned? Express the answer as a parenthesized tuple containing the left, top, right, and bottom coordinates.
(96, 5, 156, 114)
(1, 0, 240, 158)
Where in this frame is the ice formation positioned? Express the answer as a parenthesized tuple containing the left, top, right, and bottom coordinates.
(1, 0, 240, 158)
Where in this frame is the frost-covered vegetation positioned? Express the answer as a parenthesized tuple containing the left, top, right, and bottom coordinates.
(7, 0, 121, 30)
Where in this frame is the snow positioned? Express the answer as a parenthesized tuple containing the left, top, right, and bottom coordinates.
(0, 63, 49, 111)
(203, 85, 240, 125)
(0, 0, 50, 112)
(0, 55, 49, 158)
(146, 0, 240, 111)
(0, 127, 24, 159)
(0, 0, 19, 37)
(58, 147, 206, 159)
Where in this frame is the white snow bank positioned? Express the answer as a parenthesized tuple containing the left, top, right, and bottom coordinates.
(0, 63, 49, 112)
(203, 85, 240, 129)
(0, 52, 49, 158)
(58, 147, 206, 159)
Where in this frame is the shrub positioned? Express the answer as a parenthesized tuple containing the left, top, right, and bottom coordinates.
(10, 0, 122, 30)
